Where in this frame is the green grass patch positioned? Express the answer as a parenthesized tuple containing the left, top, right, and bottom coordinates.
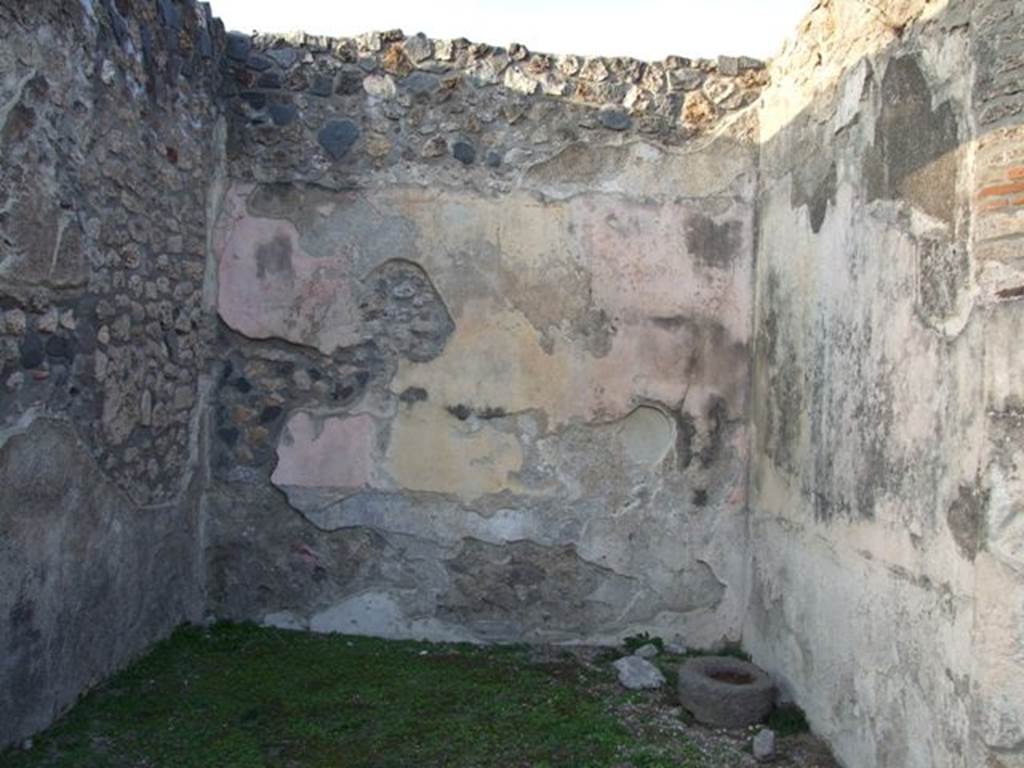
(622, 632, 664, 654)
(767, 704, 810, 736)
(3, 623, 715, 768)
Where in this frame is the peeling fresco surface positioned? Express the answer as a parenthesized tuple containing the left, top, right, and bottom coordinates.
(211, 160, 756, 645)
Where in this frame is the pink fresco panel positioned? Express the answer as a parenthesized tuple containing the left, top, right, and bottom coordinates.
(271, 412, 377, 491)
(215, 184, 362, 354)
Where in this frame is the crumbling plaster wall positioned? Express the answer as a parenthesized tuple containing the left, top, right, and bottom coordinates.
(0, 0, 223, 750)
(745, 1, 1024, 767)
(207, 31, 771, 645)
(3, 0, 1023, 762)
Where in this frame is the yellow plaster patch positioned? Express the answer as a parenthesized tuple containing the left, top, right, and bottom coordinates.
(386, 402, 524, 500)
(391, 299, 574, 419)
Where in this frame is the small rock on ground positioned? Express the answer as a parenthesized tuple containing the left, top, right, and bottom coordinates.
(665, 638, 688, 655)
(634, 643, 660, 658)
(754, 728, 777, 762)
(613, 655, 666, 690)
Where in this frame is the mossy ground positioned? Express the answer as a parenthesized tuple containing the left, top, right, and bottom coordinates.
(2, 624, 835, 768)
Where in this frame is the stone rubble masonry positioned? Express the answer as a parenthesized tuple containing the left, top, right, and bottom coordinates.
(1, 2, 1023, 767)
(219, 28, 769, 186)
(0, 0, 225, 751)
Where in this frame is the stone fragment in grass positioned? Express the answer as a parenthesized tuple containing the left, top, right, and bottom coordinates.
(753, 728, 776, 762)
(613, 655, 666, 690)
(634, 643, 660, 659)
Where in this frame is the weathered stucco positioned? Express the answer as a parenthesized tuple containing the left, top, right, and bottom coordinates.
(0, 418, 205, 745)
(0, 0, 223, 750)
(745, 2, 1024, 767)
(210, 89, 760, 644)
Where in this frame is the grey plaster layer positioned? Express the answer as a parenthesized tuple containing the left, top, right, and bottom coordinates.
(0, 418, 204, 748)
(0, 0, 223, 749)
(745, 2, 1024, 768)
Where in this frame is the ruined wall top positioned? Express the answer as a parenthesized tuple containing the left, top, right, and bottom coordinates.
(221, 28, 769, 188)
(768, 0, 960, 95)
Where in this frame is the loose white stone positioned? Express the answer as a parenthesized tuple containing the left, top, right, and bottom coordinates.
(634, 643, 660, 659)
(613, 655, 666, 690)
(703, 77, 738, 105)
(753, 728, 776, 762)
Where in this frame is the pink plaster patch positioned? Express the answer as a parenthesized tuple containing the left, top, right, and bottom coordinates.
(563, 196, 753, 419)
(215, 184, 362, 354)
(570, 196, 753, 342)
(271, 412, 377, 491)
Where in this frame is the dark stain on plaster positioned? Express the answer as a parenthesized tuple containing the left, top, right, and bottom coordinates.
(254, 233, 295, 282)
(866, 55, 960, 228)
(850, 365, 900, 522)
(650, 315, 689, 331)
(675, 411, 698, 470)
(446, 403, 507, 421)
(996, 285, 1024, 301)
(805, 328, 902, 523)
(646, 315, 749, 405)
(809, 164, 837, 234)
(246, 182, 313, 217)
(399, 386, 428, 404)
(7, 593, 40, 648)
(916, 237, 970, 326)
(478, 406, 508, 420)
(791, 158, 837, 234)
(571, 308, 616, 358)
(946, 483, 988, 561)
(701, 397, 728, 468)
(686, 215, 742, 268)
(756, 270, 804, 479)
(2, 104, 36, 146)
(447, 404, 472, 421)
